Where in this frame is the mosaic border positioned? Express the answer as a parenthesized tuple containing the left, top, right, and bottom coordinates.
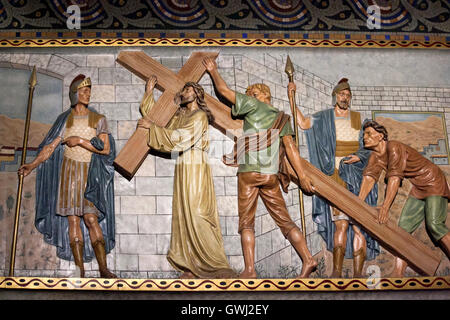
(0, 33, 449, 49)
(1, 276, 449, 292)
(1, 0, 449, 35)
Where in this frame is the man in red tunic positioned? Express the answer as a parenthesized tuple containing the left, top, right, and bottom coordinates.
(358, 120, 450, 277)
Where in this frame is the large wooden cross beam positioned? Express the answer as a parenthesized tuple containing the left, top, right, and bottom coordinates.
(114, 51, 441, 276)
(113, 51, 242, 179)
(287, 162, 441, 276)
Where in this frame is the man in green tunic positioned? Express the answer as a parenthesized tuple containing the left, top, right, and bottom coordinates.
(203, 58, 317, 279)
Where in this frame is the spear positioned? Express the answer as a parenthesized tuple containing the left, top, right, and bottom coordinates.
(284, 56, 307, 239)
(9, 66, 37, 277)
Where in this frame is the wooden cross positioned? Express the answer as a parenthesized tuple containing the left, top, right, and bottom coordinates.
(114, 51, 440, 276)
(113, 51, 242, 179)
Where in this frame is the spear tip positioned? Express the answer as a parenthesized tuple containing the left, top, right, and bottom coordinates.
(29, 66, 37, 88)
(284, 55, 295, 79)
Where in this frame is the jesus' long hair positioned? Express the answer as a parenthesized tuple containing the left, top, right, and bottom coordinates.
(174, 82, 215, 124)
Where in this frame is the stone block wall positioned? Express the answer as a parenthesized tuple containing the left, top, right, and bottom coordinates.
(351, 86, 450, 135)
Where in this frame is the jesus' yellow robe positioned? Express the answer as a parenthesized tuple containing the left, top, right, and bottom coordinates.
(140, 93, 236, 278)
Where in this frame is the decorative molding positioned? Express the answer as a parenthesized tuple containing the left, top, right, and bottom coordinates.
(0, 34, 448, 49)
(1, 276, 449, 292)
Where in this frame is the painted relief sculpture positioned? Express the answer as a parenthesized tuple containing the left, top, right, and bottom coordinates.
(18, 75, 116, 278)
(359, 121, 450, 277)
(110, 50, 441, 279)
(203, 57, 317, 279)
(292, 78, 380, 278)
(137, 76, 236, 279)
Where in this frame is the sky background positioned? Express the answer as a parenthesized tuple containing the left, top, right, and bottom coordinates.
(0, 68, 62, 124)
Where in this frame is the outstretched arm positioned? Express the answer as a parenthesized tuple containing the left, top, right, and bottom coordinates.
(203, 57, 236, 105)
(140, 75, 157, 117)
(288, 82, 311, 130)
(282, 135, 314, 194)
(18, 136, 62, 177)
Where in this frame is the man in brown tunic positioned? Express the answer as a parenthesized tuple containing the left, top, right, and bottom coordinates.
(358, 120, 450, 277)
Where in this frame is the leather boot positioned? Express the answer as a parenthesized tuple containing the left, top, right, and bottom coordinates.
(331, 246, 345, 278)
(353, 248, 366, 278)
(92, 239, 117, 278)
(70, 240, 85, 278)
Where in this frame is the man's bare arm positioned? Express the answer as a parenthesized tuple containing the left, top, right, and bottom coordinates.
(287, 83, 311, 130)
(203, 57, 236, 105)
(18, 137, 62, 176)
(63, 133, 110, 155)
(378, 176, 401, 224)
(295, 107, 312, 130)
(358, 175, 376, 202)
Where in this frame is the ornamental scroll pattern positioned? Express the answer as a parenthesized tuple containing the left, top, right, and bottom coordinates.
(0, 0, 448, 33)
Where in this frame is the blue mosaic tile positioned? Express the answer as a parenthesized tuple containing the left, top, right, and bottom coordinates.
(0, 1, 448, 36)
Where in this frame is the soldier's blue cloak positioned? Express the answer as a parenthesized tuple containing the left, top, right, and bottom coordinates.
(305, 108, 380, 260)
(34, 108, 116, 262)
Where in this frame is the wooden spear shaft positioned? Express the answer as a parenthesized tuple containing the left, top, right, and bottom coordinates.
(9, 66, 37, 277)
(284, 56, 307, 238)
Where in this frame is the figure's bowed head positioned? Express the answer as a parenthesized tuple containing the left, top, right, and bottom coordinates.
(176, 84, 197, 105)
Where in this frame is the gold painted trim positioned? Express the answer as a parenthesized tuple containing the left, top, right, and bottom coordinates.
(0, 37, 448, 49)
(1, 276, 449, 292)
